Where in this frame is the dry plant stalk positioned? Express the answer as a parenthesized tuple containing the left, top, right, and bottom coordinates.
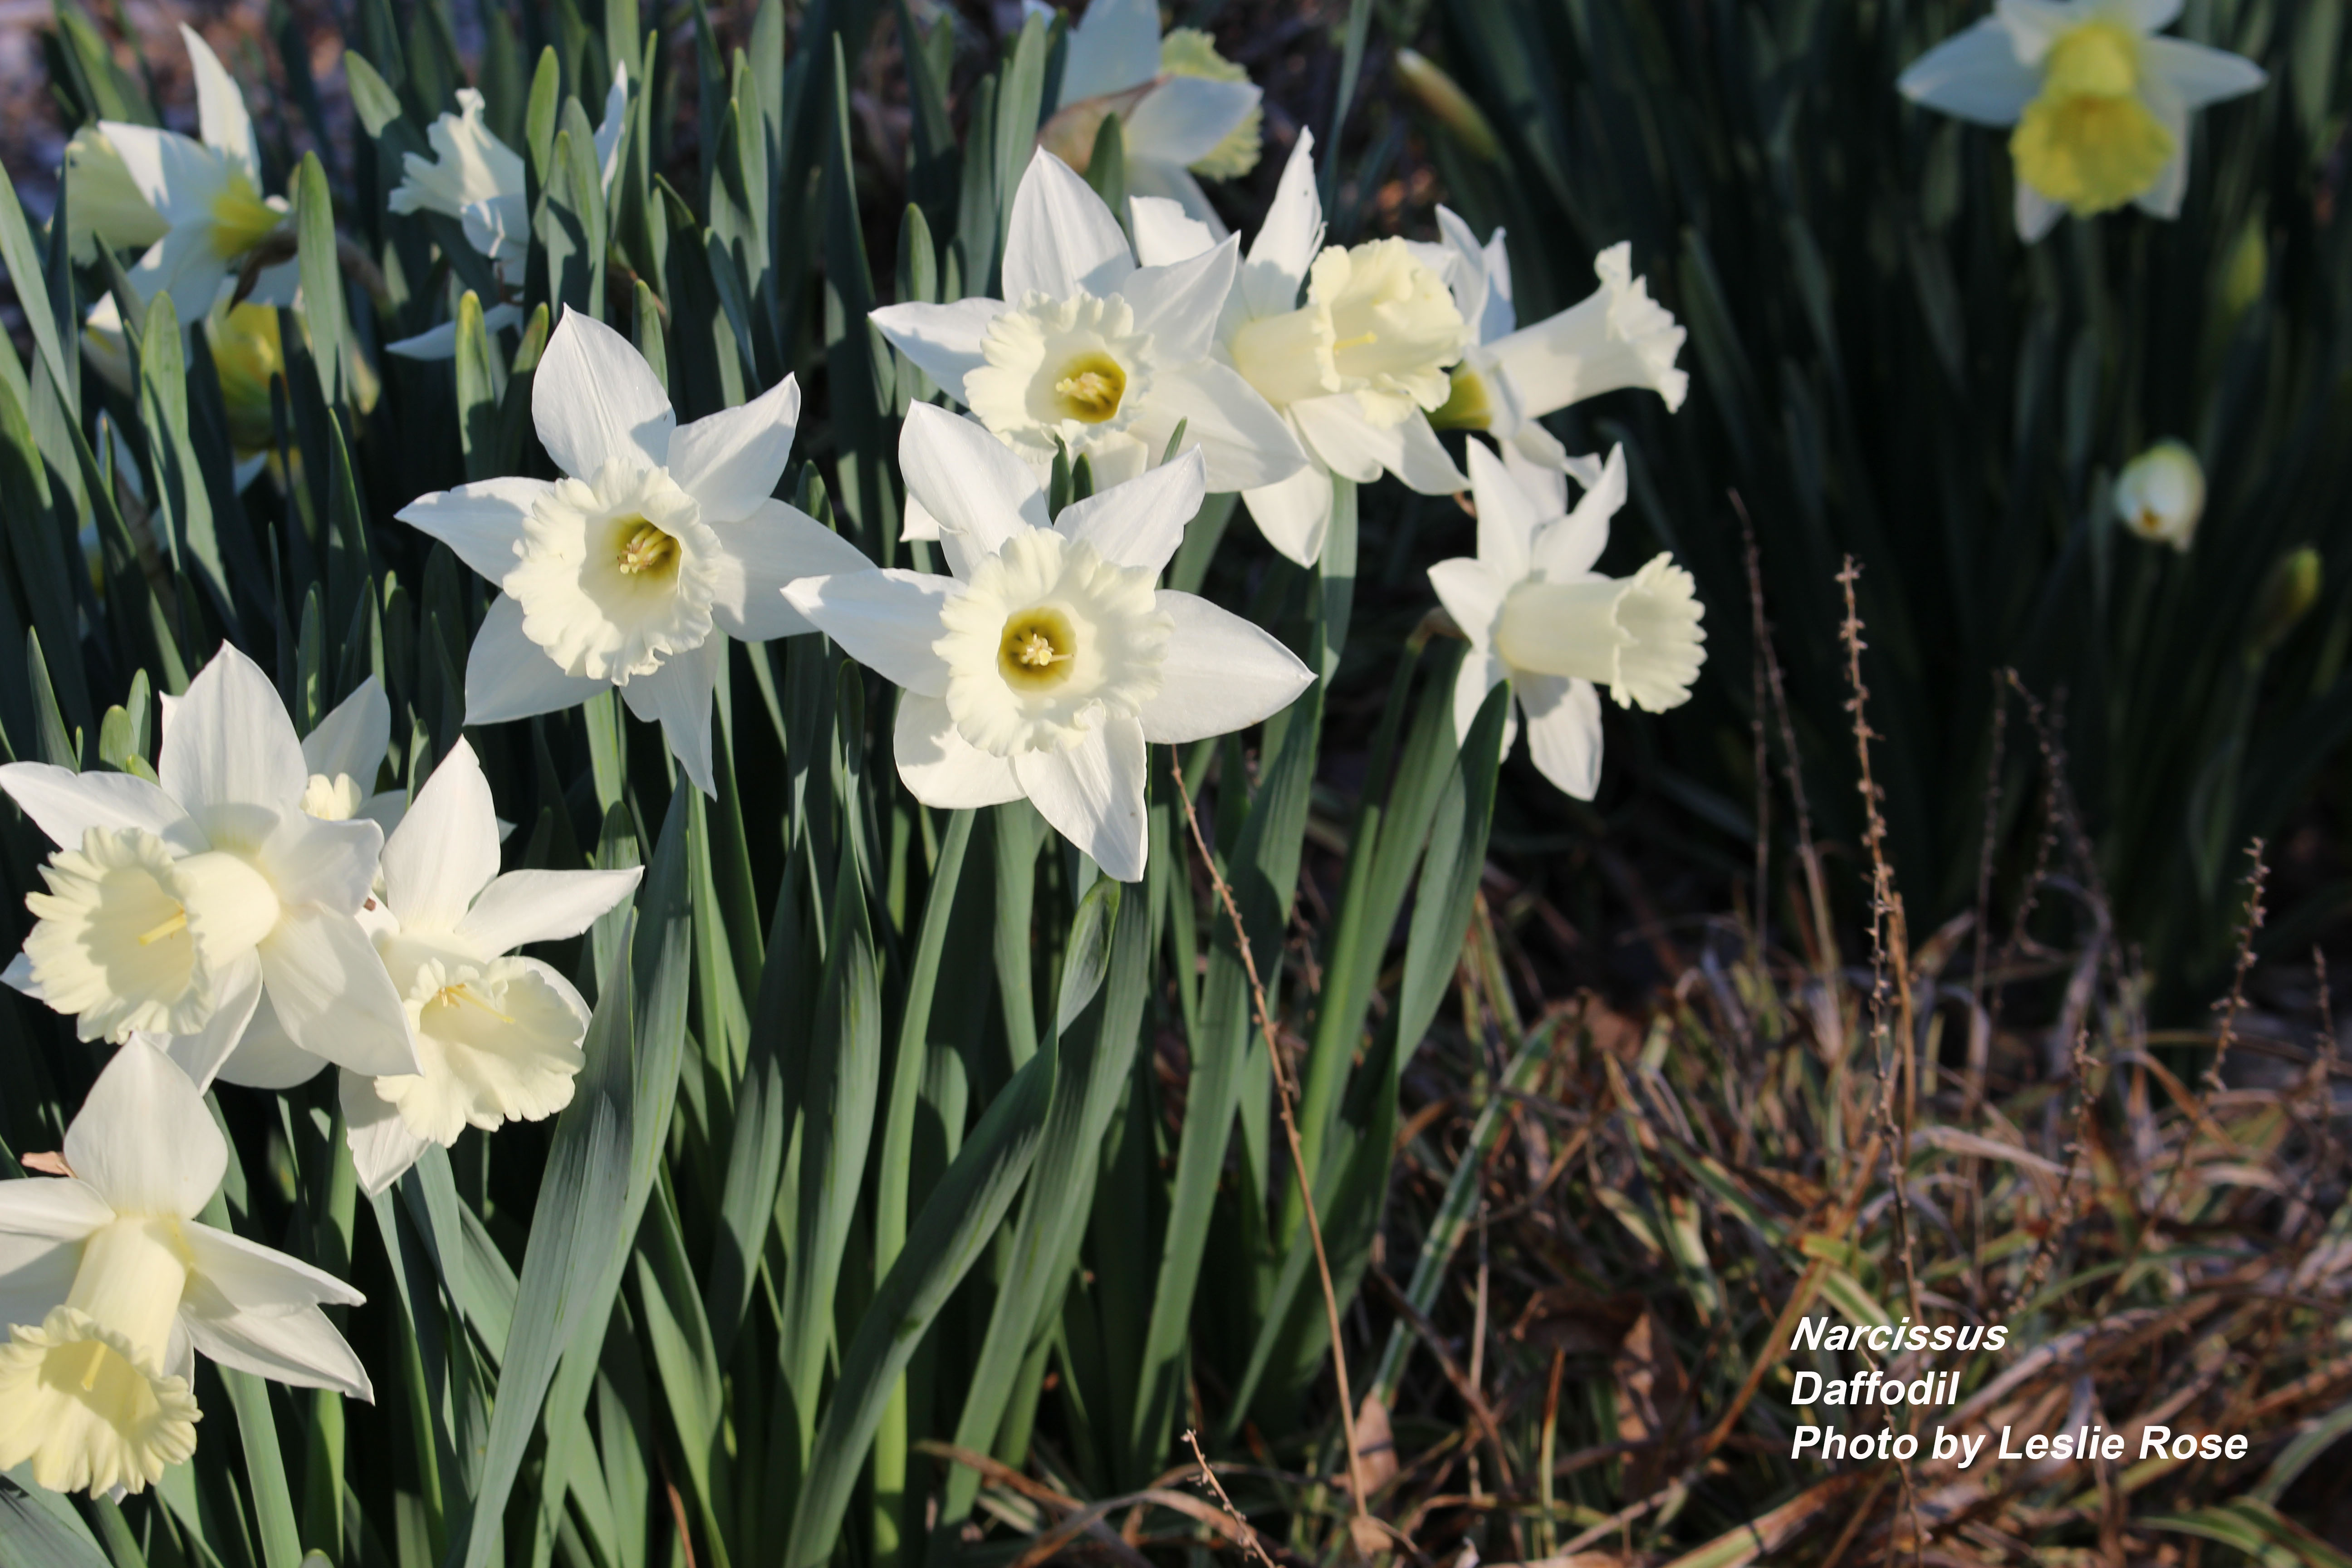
(1181, 1430, 1279, 1568)
(1169, 751, 1373, 1535)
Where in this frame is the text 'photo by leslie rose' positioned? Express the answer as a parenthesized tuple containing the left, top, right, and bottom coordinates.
(1784, 1316, 2258, 1469)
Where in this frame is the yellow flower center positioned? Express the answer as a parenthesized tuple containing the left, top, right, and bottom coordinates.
(999, 608, 1078, 690)
(1051, 354, 1127, 424)
(208, 172, 283, 260)
(614, 519, 681, 578)
(2009, 22, 2175, 215)
(211, 304, 285, 457)
(1428, 365, 1494, 431)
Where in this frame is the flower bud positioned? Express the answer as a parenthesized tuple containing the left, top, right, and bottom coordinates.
(1394, 49, 1501, 162)
(2112, 439, 2204, 551)
(2248, 547, 2322, 663)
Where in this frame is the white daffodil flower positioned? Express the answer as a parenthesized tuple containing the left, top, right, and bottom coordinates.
(62, 125, 170, 263)
(383, 70, 629, 360)
(397, 309, 871, 794)
(95, 25, 299, 315)
(0, 645, 413, 1089)
(291, 677, 406, 829)
(783, 404, 1314, 881)
(1416, 216, 1688, 474)
(1427, 441, 1705, 800)
(1897, 0, 2265, 241)
(871, 150, 1306, 505)
(2113, 438, 2204, 550)
(1038, 0, 1263, 233)
(1127, 130, 1473, 567)
(0, 1040, 371, 1497)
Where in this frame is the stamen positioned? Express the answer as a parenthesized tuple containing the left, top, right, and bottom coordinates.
(78, 1345, 103, 1393)
(1054, 372, 1117, 403)
(436, 985, 516, 1024)
(1014, 632, 1069, 667)
(1331, 331, 1380, 351)
(615, 520, 679, 576)
(137, 911, 188, 947)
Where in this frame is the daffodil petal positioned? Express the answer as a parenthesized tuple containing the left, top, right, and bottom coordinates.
(453, 866, 642, 956)
(1129, 360, 1308, 491)
(617, 641, 721, 797)
(0, 1181, 109, 1333)
(1118, 235, 1239, 366)
(396, 476, 549, 584)
(464, 594, 610, 724)
(179, 1225, 371, 1400)
(339, 1069, 429, 1197)
(1527, 445, 1626, 579)
(180, 24, 260, 182)
(300, 678, 392, 789)
(380, 741, 500, 932)
(163, 951, 265, 1092)
(207, 991, 329, 1090)
(1455, 645, 1519, 756)
(1056, 448, 1206, 576)
(709, 499, 874, 641)
(1243, 130, 1326, 315)
(1138, 594, 1315, 745)
(1427, 557, 1508, 648)
(251, 811, 382, 913)
(1520, 675, 1602, 800)
(256, 909, 416, 1078)
(892, 692, 1024, 808)
(159, 644, 309, 817)
(1896, 18, 2038, 126)
(1003, 150, 1136, 302)
(1123, 77, 1260, 169)
(1128, 195, 1215, 268)
(667, 374, 802, 522)
(897, 403, 1050, 557)
(871, 299, 1006, 405)
(1241, 459, 1335, 568)
(1058, 0, 1161, 103)
(1012, 716, 1149, 883)
(531, 309, 676, 479)
(63, 1039, 226, 1221)
(1467, 440, 1543, 582)
(780, 571, 957, 697)
(0, 764, 195, 853)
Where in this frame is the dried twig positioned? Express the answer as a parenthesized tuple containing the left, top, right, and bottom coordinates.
(1169, 752, 1372, 1535)
(1182, 1430, 1280, 1568)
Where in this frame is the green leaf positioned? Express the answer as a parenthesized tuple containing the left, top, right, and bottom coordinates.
(453, 788, 693, 1568)
(0, 167, 71, 404)
(782, 1038, 1057, 1568)
(0, 1475, 111, 1568)
(135, 292, 233, 628)
(295, 154, 347, 409)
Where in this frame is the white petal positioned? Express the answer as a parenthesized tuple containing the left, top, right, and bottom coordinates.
(0, 764, 194, 851)
(893, 692, 1024, 808)
(161, 644, 308, 815)
(1122, 77, 1261, 168)
(1132, 361, 1308, 492)
(164, 951, 265, 1092)
(901, 493, 943, 542)
(179, 1225, 372, 1399)
(397, 477, 553, 585)
(870, 299, 1005, 405)
(668, 374, 802, 522)
(453, 866, 642, 956)
(1388, 413, 1470, 495)
(1118, 236, 1239, 366)
(1058, 0, 1160, 103)
(1124, 161, 1227, 238)
(251, 811, 383, 913)
(1453, 646, 1518, 756)
(709, 499, 875, 642)
(2117, 0, 2184, 26)
(98, 122, 223, 220)
(618, 641, 721, 796)
(1895, 19, 2037, 126)
(898, 403, 1051, 556)
(181, 24, 259, 181)
(1013, 717, 1149, 882)
(256, 908, 416, 1077)
(2015, 180, 2065, 243)
(380, 740, 500, 930)
(1428, 557, 1507, 645)
(465, 594, 610, 724)
(1289, 395, 1388, 483)
(1057, 449, 1205, 575)
(1129, 195, 1215, 267)
(780, 570, 956, 696)
(64, 1039, 225, 1221)
(207, 991, 329, 1090)
(301, 678, 392, 787)
(1244, 130, 1324, 316)
(1138, 594, 1315, 744)
(2143, 37, 2265, 109)
(1503, 438, 1576, 514)
(532, 308, 676, 479)
(1529, 444, 1626, 578)
(1520, 675, 1602, 799)
(339, 1069, 427, 1197)
(0, 1180, 111, 1332)
(1241, 460, 1334, 568)
(1003, 150, 1136, 302)
(384, 303, 523, 361)
(1466, 440, 1539, 583)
